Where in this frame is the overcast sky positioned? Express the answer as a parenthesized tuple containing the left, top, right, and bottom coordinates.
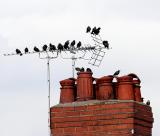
(0, 0, 160, 135)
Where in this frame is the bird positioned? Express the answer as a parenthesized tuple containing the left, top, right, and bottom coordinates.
(75, 67, 81, 72)
(128, 73, 141, 82)
(91, 27, 97, 34)
(64, 40, 70, 50)
(77, 41, 82, 48)
(141, 97, 144, 102)
(103, 41, 109, 49)
(49, 43, 56, 51)
(86, 68, 92, 73)
(34, 46, 40, 52)
(86, 26, 91, 33)
(24, 47, 29, 53)
(16, 49, 21, 54)
(57, 43, 63, 52)
(113, 70, 120, 76)
(16, 49, 22, 56)
(70, 40, 76, 48)
(94, 27, 101, 35)
(146, 100, 150, 106)
(80, 67, 85, 72)
(42, 44, 48, 51)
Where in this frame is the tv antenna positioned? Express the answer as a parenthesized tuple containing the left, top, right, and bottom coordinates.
(3, 26, 111, 136)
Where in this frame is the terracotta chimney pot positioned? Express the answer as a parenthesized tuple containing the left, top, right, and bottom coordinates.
(59, 79, 75, 103)
(96, 76, 114, 100)
(77, 72, 94, 101)
(117, 76, 134, 100)
(133, 79, 142, 102)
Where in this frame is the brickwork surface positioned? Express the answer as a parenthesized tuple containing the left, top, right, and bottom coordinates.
(50, 100, 153, 136)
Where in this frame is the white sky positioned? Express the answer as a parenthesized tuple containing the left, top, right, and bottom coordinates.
(0, 0, 159, 135)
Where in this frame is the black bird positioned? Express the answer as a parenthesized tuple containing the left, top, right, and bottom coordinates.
(146, 100, 150, 106)
(103, 41, 109, 49)
(80, 67, 85, 72)
(77, 41, 82, 48)
(86, 26, 91, 33)
(75, 67, 81, 72)
(49, 43, 56, 51)
(34, 46, 40, 52)
(16, 49, 21, 54)
(94, 27, 101, 35)
(113, 70, 120, 76)
(91, 26, 97, 34)
(64, 40, 70, 50)
(24, 47, 29, 53)
(42, 44, 48, 51)
(57, 43, 63, 52)
(128, 73, 141, 82)
(86, 68, 92, 73)
(70, 40, 76, 48)
(16, 49, 22, 56)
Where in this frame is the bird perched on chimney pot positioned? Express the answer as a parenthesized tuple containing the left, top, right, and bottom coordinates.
(146, 100, 150, 106)
(113, 70, 120, 77)
(75, 67, 81, 72)
(86, 68, 92, 73)
(80, 67, 85, 72)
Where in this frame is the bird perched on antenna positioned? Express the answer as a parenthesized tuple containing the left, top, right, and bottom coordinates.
(94, 27, 101, 35)
(146, 100, 150, 106)
(91, 27, 101, 35)
(91, 27, 96, 35)
(70, 40, 76, 48)
(42, 44, 48, 51)
(77, 41, 82, 48)
(16, 49, 22, 56)
(103, 41, 109, 49)
(34, 46, 40, 52)
(113, 70, 120, 77)
(24, 47, 29, 53)
(49, 43, 56, 51)
(86, 68, 92, 73)
(64, 40, 70, 50)
(86, 26, 91, 33)
(57, 43, 63, 52)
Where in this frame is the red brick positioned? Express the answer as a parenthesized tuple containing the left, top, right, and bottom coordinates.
(51, 101, 153, 136)
(63, 127, 76, 133)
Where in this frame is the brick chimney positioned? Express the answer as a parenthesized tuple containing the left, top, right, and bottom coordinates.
(50, 72, 153, 136)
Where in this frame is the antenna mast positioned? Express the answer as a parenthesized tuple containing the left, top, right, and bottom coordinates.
(3, 26, 110, 136)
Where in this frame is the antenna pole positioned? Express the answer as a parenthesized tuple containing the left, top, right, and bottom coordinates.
(72, 56, 76, 78)
(47, 57, 51, 136)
